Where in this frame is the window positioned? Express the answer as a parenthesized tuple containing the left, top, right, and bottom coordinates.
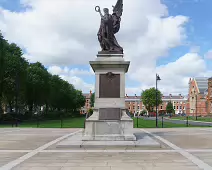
(180, 106, 182, 110)
(137, 106, 140, 109)
(177, 106, 178, 109)
(86, 100, 89, 103)
(161, 106, 163, 109)
(174, 106, 176, 109)
(129, 107, 130, 110)
(133, 106, 135, 109)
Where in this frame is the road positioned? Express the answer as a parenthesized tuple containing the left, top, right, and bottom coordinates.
(142, 116, 212, 127)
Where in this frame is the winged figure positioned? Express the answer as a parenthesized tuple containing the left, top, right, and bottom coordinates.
(95, 0, 123, 54)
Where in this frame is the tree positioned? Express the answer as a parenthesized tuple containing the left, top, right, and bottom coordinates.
(26, 62, 51, 112)
(140, 109, 147, 116)
(0, 32, 86, 118)
(141, 87, 163, 112)
(166, 101, 174, 114)
(90, 92, 95, 108)
(1, 42, 28, 113)
(73, 90, 86, 111)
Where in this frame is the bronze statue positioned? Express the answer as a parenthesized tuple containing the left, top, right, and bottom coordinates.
(95, 0, 123, 54)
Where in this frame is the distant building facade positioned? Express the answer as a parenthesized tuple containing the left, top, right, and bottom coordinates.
(207, 78, 212, 115)
(80, 90, 92, 114)
(186, 77, 208, 116)
(125, 94, 187, 115)
(80, 92, 187, 115)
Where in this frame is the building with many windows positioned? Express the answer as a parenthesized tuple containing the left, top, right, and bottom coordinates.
(125, 94, 187, 115)
(80, 92, 187, 115)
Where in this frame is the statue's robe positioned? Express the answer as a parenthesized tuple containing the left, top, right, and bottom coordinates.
(97, 14, 123, 53)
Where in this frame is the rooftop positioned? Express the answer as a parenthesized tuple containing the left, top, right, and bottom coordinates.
(195, 77, 208, 94)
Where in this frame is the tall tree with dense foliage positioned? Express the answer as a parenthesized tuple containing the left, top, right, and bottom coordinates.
(0, 32, 86, 117)
(26, 62, 50, 112)
(0, 32, 6, 113)
(1, 42, 28, 112)
(141, 87, 163, 112)
(166, 101, 174, 114)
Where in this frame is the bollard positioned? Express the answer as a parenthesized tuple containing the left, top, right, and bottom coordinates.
(36, 114, 39, 128)
(186, 116, 189, 127)
(162, 117, 164, 128)
(137, 116, 138, 128)
(60, 115, 63, 128)
(60, 119, 63, 128)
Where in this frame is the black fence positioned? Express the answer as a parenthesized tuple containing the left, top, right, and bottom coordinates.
(0, 112, 86, 128)
(134, 116, 212, 128)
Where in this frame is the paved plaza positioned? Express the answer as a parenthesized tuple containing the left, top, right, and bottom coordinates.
(0, 128, 212, 170)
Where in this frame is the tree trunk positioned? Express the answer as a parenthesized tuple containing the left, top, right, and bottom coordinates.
(9, 101, 12, 112)
(45, 102, 48, 114)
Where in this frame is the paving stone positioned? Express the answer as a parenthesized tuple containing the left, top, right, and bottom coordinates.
(0, 128, 211, 170)
(61, 167, 93, 170)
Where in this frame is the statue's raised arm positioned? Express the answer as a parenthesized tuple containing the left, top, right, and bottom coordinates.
(95, 0, 124, 54)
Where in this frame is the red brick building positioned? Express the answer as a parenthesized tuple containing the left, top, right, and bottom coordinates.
(125, 94, 187, 115)
(207, 78, 212, 115)
(186, 77, 208, 116)
(80, 92, 187, 116)
(80, 90, 92, 114)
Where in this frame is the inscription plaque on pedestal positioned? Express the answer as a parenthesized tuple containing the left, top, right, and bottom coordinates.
(99, 108, 121, 120)
(99, 72, 120, 98)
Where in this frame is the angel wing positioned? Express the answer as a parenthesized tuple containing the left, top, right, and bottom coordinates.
(112, 0, 123, 34)
(112, 0, 123, 17)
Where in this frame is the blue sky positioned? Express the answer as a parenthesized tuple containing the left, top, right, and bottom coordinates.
(160, 0, 212, 64)
(0, 0, 211, 95)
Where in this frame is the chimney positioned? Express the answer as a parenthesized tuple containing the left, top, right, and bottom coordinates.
(90, 90, 92, 94)
(126, 94, 128, 98)
(169, 94, 172, 98)
(135, 94, 137, 98)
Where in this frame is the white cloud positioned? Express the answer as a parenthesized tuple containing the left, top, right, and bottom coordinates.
(62, 76, 94, 93)
(130, 52, 208, 95)
(204, 50, 212, 59)
(48, 66, 94, 92)
(48, 66, 93, 77)
(0, 0, 209, 95)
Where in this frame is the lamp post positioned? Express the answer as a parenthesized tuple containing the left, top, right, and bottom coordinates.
(156, 73, 161, 128)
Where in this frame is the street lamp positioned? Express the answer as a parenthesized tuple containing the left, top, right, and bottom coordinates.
(156, 73, 161, 128)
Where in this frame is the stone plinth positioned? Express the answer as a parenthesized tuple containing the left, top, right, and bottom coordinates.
(83, 53, 136, 141)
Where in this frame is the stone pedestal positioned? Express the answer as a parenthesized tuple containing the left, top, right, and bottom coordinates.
(83, 53, 136, 141)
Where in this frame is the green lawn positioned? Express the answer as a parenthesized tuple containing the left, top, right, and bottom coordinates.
(0, 117, 207, 128)
(133, 117, 203, 128)
(0, 117, 85, 128)
(170, 116, 212, 122)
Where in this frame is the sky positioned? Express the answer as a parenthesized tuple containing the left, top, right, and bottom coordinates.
(0, 0, 212, 96)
